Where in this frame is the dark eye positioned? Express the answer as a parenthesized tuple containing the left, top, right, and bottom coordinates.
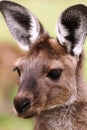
(13, 67, 21, 77)
(47, 69, 62, 80)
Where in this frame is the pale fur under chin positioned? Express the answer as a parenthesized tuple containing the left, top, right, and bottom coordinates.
(45, 109, 73, 130)
(44, 109, 72, 130)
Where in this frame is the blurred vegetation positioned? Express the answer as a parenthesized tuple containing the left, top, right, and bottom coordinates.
(0, 0, 87, 130)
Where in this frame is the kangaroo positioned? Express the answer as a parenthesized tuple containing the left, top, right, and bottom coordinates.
(0, 1, 87, 130)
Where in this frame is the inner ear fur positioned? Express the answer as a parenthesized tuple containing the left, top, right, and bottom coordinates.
(0, 1, 48, 51)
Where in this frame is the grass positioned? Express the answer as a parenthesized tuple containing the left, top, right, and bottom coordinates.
(0, 0, 87, 130)
(0, 115, 33, 130)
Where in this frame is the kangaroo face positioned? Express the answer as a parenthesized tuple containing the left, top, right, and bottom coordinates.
(0, 1, 85, 120)
(13, 38, 77, 118)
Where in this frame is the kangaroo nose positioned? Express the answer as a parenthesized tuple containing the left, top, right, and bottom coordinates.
(14, 97, 31, 114)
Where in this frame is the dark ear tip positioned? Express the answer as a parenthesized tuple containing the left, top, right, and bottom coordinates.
(0, 1, 3, 10)
(0, 0, 6, 10)
(0, 1, 17, 11)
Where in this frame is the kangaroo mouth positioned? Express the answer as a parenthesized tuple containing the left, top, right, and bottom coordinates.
(13, 105, 37, 119)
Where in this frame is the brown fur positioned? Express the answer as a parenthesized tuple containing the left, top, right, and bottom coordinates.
(14, 37, 87, 130)
(0, 1, 87, 129)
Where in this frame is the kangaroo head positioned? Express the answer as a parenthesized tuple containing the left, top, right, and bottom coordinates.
(0, 1, 86, 118)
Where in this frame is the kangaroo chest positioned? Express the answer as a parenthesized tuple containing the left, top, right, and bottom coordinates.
(36, 106, 87, 130)
(42, 108, 73, 130)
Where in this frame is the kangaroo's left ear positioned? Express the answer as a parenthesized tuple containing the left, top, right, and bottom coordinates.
(56, 4, 87, 58)
(0, 1, 48, 51)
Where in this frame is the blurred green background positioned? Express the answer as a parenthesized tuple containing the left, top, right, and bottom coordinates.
(0, 0, 87, 130)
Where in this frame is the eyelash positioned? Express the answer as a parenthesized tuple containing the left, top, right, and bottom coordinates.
(13, 67, 21, 77)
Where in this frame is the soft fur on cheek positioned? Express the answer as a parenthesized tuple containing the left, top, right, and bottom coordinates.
(62, 65, 77, 106)
(36, 81, 51, 112)
(45, 85, 70, 110)
(45, 76, 77, 110)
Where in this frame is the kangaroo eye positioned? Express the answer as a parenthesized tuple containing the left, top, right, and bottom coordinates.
(13, 67, 21, 77)
(47, 69, 62, 80)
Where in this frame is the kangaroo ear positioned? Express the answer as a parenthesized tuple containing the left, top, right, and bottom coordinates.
(0, 1, 47, 51)
(56, 4, 87, 57)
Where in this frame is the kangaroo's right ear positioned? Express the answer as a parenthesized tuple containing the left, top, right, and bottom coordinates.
(0, 1, 48, 51)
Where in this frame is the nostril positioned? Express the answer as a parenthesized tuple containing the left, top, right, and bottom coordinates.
(21, 99, 31, 112)
(14, 98, 31, 114)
